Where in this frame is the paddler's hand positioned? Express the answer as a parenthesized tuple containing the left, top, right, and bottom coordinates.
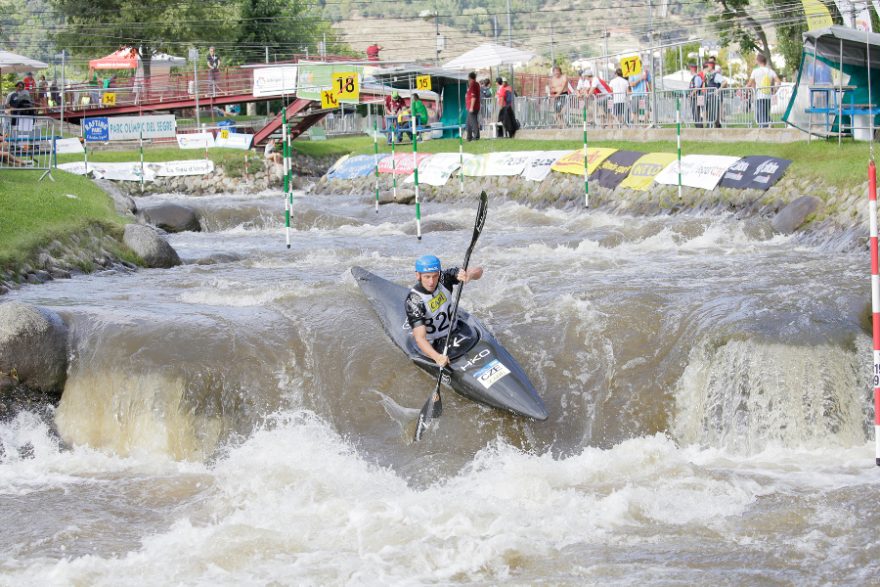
(457, 269, 470, 283)
(434, 354, 449, 368)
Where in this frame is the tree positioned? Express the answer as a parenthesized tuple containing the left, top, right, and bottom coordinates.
(706, 0, 775, 71)
(50, 0, 234, 81)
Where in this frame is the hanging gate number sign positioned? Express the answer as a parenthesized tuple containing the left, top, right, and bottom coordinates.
(323, 71, 359, 109)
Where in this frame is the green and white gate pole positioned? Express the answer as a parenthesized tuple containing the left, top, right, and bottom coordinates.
(391, 135, 398, 201)
(458, 124, 464, 194)
(287, 120, 294, 237)
(412, 113, 422, 240)
(282, 112, 291, 248)
(582, 101, 589, 208)
(676, 96, 682, 199)
(139, 130, 145, 194)
(372, 117, 380, 213)
(82, 124, 88, 176)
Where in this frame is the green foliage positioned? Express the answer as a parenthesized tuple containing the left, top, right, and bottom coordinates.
(663, 42, 701, 72)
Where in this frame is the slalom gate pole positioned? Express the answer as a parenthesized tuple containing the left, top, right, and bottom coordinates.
(391, 137, 398, 201)
(282, 113, 291, 249)
(287, 121, 294, 233)
(372, 118, 380, 213)
(583, 101, 589, 208)
(202, 123, 209, 161)
(676, 97, 682, 199)
(412, 112, 422, 240)
(82, 124, 88, 175)
(139, 130, 145, 194)
(459, 124, 464, 194)
(244, 154, 249, 179)
(870, 160, 880, 466)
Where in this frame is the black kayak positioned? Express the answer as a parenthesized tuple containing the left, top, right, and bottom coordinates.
(351, 266, 548, 421)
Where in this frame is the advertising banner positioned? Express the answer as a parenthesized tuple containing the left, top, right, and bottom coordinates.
(551, 148, 617, 176)
(404, 153, 462, 186)
(84, 115, 177, 142)
(654, 155, 741, 190)
(378, 153, 432, 175)
(83, 162, 154, 182)
(252, 66, 298, 97)
(215, 131, 254, 150)
(462, 153, 490, 177)
(296, 64, 364, 103)
(618, 152, 678, 191)
(591, 150, 645, 190)
(326, 154, 382, 179)
(483, 151, 533, 176)
(521, 151, 570, 182)
(54, 137, 85, 154)
(177, 132, 215, 150)
(719, 156, 791, 190)
(149, 159, 215, 177)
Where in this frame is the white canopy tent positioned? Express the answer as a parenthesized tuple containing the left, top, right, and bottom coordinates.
(442, 43, 537, 70)
(0, 50, 48, 100)
(661, 69, 693, 91)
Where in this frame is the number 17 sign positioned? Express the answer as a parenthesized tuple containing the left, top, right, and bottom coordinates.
(620, 55, 642, 77)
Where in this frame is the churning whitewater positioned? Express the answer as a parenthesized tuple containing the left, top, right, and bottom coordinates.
(1, 190, 878, 585)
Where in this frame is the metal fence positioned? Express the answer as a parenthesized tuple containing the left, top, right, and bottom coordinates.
(478, 86, 793, 131)
(0, 114, 58, 178)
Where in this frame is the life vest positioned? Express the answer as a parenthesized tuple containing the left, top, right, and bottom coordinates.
(409, 282, 455, 342)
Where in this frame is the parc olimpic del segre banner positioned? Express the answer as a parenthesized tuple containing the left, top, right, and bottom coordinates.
(325, 149, 792, 192)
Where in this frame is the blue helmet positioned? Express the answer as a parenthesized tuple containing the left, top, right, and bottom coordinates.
(415, 254, 441, 273)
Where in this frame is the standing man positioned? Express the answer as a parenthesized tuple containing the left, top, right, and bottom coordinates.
(609, 68, 630, 127)
(548, 65, 572, 126)
(688, 62, 705, 128)
(206, 46, 220, 96)
(628, 66, 651, 125)
(465, 71, 481, 141)
(497, 77, 517, 138)
(366, 42, 383, 61)
(405, 255, 483, 367)
(746, 53, 780, 128)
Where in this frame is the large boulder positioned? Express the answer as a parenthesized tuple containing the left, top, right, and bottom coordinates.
(0, 302, 68, 393)
(140, 202, 201, 233)
(123, 224, 182, 268)
(771, 196, 823, 234)
(93, 178, 137, 216)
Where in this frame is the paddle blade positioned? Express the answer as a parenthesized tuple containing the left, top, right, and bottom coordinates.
(473, 191, 488, 241)
(414, 389, 442, 441)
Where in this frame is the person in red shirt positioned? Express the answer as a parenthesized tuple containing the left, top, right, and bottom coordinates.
(384, 91, 405, 144)
(22, 72, 35, 93)
(465, 71, 481, 141)
(366, 43, 382, 61)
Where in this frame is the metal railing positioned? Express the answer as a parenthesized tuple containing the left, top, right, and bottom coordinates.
(0, 114, 58, 179)
(477, 86, 793, 131)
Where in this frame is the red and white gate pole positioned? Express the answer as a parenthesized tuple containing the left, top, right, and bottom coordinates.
(869, 159, 880, 466)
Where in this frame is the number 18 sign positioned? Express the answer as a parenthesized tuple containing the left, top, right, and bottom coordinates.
(331, 71, 360, 100)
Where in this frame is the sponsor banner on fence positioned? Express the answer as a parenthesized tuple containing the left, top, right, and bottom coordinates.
(54, 137, 85, 155)
(84, 162, 155, 182)
(551, 148, 617, 176)
(654, 155, 742, 190)
(484, 151, 533, 176)
(618, 152, 679, 191)
(84, 115, 176, 142)
(404, 153, 462, 186)
(378, 153, 432, 175)
(462, 153, 490, 176)
(719, 155, 791, 190)
(149, 159, 215, 177)
(252, 66, 298, 97)
(521, 151, 570, 182)
(57, 162, 88, 175)
(177, 132, 215, 150)
(591, 150, 645, 190)
(215, 131, 253, 150)
(326, 154, 381, 180)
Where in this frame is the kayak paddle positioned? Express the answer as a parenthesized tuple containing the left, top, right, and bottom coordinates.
(414, 190, 489, 442)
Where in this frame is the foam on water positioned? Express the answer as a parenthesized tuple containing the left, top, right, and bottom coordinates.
(2, 410, 875, 585)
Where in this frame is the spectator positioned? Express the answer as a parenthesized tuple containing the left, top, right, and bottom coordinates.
(22, 72, 35, 93)
(366, 43, 383, 61)
(207, 46, 220, 96)
(480, 78, 493, 99)
(688, 62, 705, 128)
(410, 93, 428, 126)
(746, 53, 780, 128)
(628, 65, 651, 125)
(36, 75, 48, 111)
(264, 138, 282, 165)
(5, 81, 28, 113)
(49, 79, 60, 108)
(609, 68, 630, 126)
(584, 69, 613, 127)
(548, 65, 572, 126)
(465, 71, 481, 141)
(706, 60, 727, 128)
(384, 91, 405, 144)
(497, 77, 518, 138)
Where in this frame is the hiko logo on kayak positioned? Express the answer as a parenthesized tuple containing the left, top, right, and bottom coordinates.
(428, 291, 447, 312)
(459, 348, 490, 371)
(474, 359, 510, 389)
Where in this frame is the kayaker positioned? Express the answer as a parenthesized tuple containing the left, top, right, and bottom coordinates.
(405, 254, 483, 367)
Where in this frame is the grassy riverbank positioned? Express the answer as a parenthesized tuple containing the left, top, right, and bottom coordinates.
(0, 170, 128, 269)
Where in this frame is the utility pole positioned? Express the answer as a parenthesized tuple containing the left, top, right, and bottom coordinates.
(435, 13, 440, 66)
(189, 47, 200, 128)
(550, 22, 555, 65)
(506, 0, 512, 46)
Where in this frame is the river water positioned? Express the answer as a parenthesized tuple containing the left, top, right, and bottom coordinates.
(1, 189, 877, 585)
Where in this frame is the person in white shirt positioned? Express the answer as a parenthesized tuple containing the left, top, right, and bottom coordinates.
(746, 54, 780, 128)
(609, 68, 630, 126)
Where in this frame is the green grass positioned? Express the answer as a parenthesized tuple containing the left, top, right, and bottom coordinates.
(0, 170, 128, 268)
